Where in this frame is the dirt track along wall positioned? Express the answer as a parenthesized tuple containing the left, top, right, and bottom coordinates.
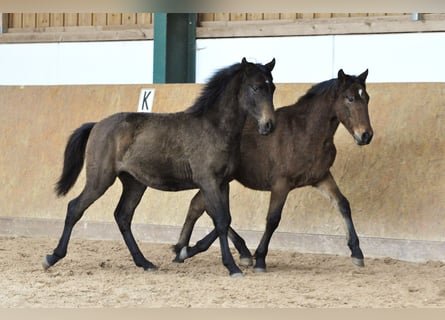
(0, 83, 443, 261)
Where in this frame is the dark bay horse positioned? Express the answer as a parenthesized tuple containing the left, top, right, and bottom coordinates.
(43, 58, 276, 277)
(173, 69, 373, 272)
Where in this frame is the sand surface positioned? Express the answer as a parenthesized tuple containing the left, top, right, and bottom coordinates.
(1, 236, 444, 308)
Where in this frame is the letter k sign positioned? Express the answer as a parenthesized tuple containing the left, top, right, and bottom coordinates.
(138, 89, 155, 112)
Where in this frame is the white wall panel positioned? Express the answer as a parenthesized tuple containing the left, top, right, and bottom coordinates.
(0, 33, 444, 85)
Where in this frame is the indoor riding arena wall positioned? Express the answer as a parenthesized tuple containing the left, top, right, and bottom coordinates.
(0, 83, 443, 263)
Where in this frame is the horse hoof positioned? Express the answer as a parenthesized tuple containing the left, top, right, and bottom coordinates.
(178, 247, 188, 261)
(239, 256, 253, 267)
(42, 256, 51, 270)
(253, 267, 267, 273)
(352, 257, 365, 267)
(172, 256, 185, 263)
(230, 272, 244, 279)
(143, 265, 158, 272)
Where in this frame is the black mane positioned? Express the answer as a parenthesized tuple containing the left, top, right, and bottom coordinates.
(297, 73, 364, 105)
(297, 78, 339, 105)
(185, 62, 243, 115)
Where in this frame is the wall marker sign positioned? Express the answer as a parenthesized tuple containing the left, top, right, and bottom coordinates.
(138, 88, 155, 112)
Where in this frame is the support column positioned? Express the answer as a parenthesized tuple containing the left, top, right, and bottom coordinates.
(0, 13, 9, 33)
(153, 13, 197, 83)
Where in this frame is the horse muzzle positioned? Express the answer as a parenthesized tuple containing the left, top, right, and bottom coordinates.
(258, 118, 275, 135)
(354, 131, 373, 146)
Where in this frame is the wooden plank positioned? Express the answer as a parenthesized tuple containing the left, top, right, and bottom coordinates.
(230, 13, 246, 21)
(314, 13, 332, 19)
(9, 13, 22, 28)
(349, 13, 369, 18)
(78, 13, 92, 26)
(247, 13, 263, 21)
(214, 13, 230, 21)
(197, 14, 445, 38)
(136, 13, 152, 25)
(122, 13, 136, 25)
(332, 13, 350, 18)
(93, 13, 107, 26)
(263, 13, 280, 20)
(22, 13, 36, 28)
(0, 27, 154, 42)
(64, 13, 78, 26)
(280, 13, 297, 20)
(297, 13, 314, 19)
(50, 13, 64, 27)
(36, 13, 50, 27)
(199, 13, 214, 22)
(107, 13, 122, 26)
(367, 13, 386, 17)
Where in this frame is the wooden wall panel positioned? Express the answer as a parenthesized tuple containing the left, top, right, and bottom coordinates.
(2, 13, 444, 42)
(50, 13, 64, 27)
(36, 13, 50, 27)
(78, 13, 93, 26)
(22, 13, 36, 28)
(64, 13, 78, 27)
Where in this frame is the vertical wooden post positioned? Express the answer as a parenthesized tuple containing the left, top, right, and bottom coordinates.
(153, 13, 196, 83)
(0, 13, 9, 33)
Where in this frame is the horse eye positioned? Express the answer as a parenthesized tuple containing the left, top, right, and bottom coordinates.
(346, 95, 354, 102)
(251, 85, 259, 92)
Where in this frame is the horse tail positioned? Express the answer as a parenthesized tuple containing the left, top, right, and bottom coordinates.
(55, 122, 96, 197)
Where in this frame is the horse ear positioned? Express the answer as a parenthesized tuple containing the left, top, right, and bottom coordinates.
(359, 69, 369, 82)
(338, 69, 346, 80)
(337, 69, 346, 85)
(265, 58, 276, 72)
(241, 57, 248, 65)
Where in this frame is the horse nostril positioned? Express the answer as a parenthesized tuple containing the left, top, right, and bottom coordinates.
(259, 119, 275, 135)
(266, 120, 275, 133)
(361, 132, 373, 144)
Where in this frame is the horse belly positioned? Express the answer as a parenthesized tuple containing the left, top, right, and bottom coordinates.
(120, 153, 198, 191)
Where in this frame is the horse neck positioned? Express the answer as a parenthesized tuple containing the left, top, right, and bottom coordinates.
(204, 83, 247, 139)
(297, 93, 340, 140)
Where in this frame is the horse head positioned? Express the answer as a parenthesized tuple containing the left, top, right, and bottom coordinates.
(238, 57, 276, 135)
(334, 69, 374, 145)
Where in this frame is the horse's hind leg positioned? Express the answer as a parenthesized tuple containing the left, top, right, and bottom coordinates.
(43, 179, 114, 269)
(315, 171, 364, 267)
(114, 173, 155, 270)
(228, 228, 253, 266)
(173, 190, 207, 262)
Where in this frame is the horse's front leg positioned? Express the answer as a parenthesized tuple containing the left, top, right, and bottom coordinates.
(201, 182, 243, 278)
(315, 171, 364, 267)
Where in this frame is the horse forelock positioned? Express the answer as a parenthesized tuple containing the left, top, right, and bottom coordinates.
(185, 62, 244, 115)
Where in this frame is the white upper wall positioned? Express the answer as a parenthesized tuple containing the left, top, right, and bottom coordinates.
(0, 32, 444, 85)
(0, 41, 154, 85)
(196, 32, 445, 83)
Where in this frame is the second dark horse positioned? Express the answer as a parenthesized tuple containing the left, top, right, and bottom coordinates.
(43, 58, 276, 278)
(174, 69, 373, 272)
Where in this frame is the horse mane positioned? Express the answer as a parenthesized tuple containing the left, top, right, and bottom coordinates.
(296, 78, 339, 105)
(185, 62, 243, 115)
